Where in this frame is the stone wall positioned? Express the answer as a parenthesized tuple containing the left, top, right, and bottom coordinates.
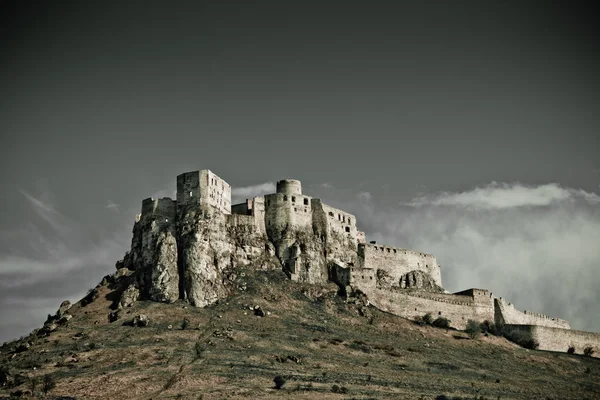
(359, 243, 442, 288)
(504, 325, 600, 357)
(363, 288, 495, 330)
(494, 298, 570, 329)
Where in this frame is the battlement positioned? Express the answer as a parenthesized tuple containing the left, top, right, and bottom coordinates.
(358, 242, 442, 288)
(494, 298, 570, 329)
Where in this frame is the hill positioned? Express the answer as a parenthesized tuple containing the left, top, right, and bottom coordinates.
(1, 262, 598, 400)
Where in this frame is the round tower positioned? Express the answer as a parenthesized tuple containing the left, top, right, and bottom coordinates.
(276, 179, 302, 195)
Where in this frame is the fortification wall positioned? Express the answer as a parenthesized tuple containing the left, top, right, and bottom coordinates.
(504, 325, 600, 357)
(359, 243, 442, 288)
(231, 201, 250, 215)
(494, 298, 570, 329)
(350, 267, 376, 290)
(364, 288, 494, 330)
(312, 199, 358, 266)
(140, 197, 176, 229)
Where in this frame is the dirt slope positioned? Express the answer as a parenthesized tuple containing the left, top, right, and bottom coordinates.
(1, 267, 599, 400)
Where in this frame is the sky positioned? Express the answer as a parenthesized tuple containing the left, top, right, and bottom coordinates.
(1, 1, 599, 342)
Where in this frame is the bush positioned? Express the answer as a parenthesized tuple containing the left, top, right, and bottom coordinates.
(181, 318, 190, 330)
(432, 317, 451, 329)
(583, 346, 594, 357)
(42, 374, 56, 395)
(331, 384, 348, 393)
(273, 375, 286, 390)
(422, 313, 433, 325)
(567, 345, 575, 354)
(465, 320, 481, 339)
(503, 328, 539, 350)
(28, 376, 38, 394)
(480, 320, 500, 336)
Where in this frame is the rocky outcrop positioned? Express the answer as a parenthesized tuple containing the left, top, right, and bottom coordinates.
(56, 300, 72, 317)
(399, 270, 444, 292)
(119, 284, 140, 308)
(140, 230, 179, 303)
(177, 207, 271, 307)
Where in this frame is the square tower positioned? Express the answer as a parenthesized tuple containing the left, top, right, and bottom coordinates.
(176, 169, 231, 214)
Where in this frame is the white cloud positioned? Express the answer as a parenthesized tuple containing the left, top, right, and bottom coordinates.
(406, 182, 600, 209)
(231, 182, 276, 204)
(105, 200, 120, 212)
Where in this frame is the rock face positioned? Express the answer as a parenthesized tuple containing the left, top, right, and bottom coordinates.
(56, 300, 72, 317)
(178, 207, 270, 307)
(399, 270, 444, 292)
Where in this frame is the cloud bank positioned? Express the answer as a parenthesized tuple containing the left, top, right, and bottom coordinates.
(406, 182, 600, 209)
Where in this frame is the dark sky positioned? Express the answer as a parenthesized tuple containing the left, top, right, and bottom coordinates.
(1, 1, 599, 342)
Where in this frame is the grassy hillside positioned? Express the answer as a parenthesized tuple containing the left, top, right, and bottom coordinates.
(1, 266, 598, 400)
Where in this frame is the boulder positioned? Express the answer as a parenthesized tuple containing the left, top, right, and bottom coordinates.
(119, 284, 140, 308)
(56, 300, 72, 317)
(108, 310, 120, 323)
(132, 314, 149, 327)
(254, 305, 266, 317)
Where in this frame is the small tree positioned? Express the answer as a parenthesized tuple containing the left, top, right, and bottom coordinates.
(28, 376, 38, 394)
(567, 345, 575, 354)
(42, 374, 56, 395)
(181, 317, 190, 330)
(274, 375, 286, 390)
(583, 346, 595, 357)
(432, 317, 450, 329)
(465, 319, 481, 339)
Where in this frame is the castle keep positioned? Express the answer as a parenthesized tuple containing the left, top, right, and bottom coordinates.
(119, 169, 599, 356)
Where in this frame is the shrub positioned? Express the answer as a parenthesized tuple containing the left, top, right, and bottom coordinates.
(567, 345, 575, 354)
(181, 318, 190, 330)
(432, 317, 451, 329)
(480, 320, 499, 336)
(583, 346, 594, 357)
(42, 374, 56, 395)
(28, 376, 38, 394)
(331, 384, 348, 393)
(422, 313, 434, 325)
(465, 320, 481, 339)
(274, 375, 286, 390)
(503, 328, 539, 350)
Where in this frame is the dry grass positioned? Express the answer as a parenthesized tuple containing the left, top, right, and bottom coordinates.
(1, 267, 599, 400)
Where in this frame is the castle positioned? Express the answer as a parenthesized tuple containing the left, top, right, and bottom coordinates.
(119, 169, 599, 356)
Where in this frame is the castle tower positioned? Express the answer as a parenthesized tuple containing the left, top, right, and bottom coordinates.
(176, 169, 231, 214)
(276, 179, 302, 195)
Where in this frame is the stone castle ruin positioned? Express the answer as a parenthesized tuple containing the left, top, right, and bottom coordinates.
(118, 169, 599, 356)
